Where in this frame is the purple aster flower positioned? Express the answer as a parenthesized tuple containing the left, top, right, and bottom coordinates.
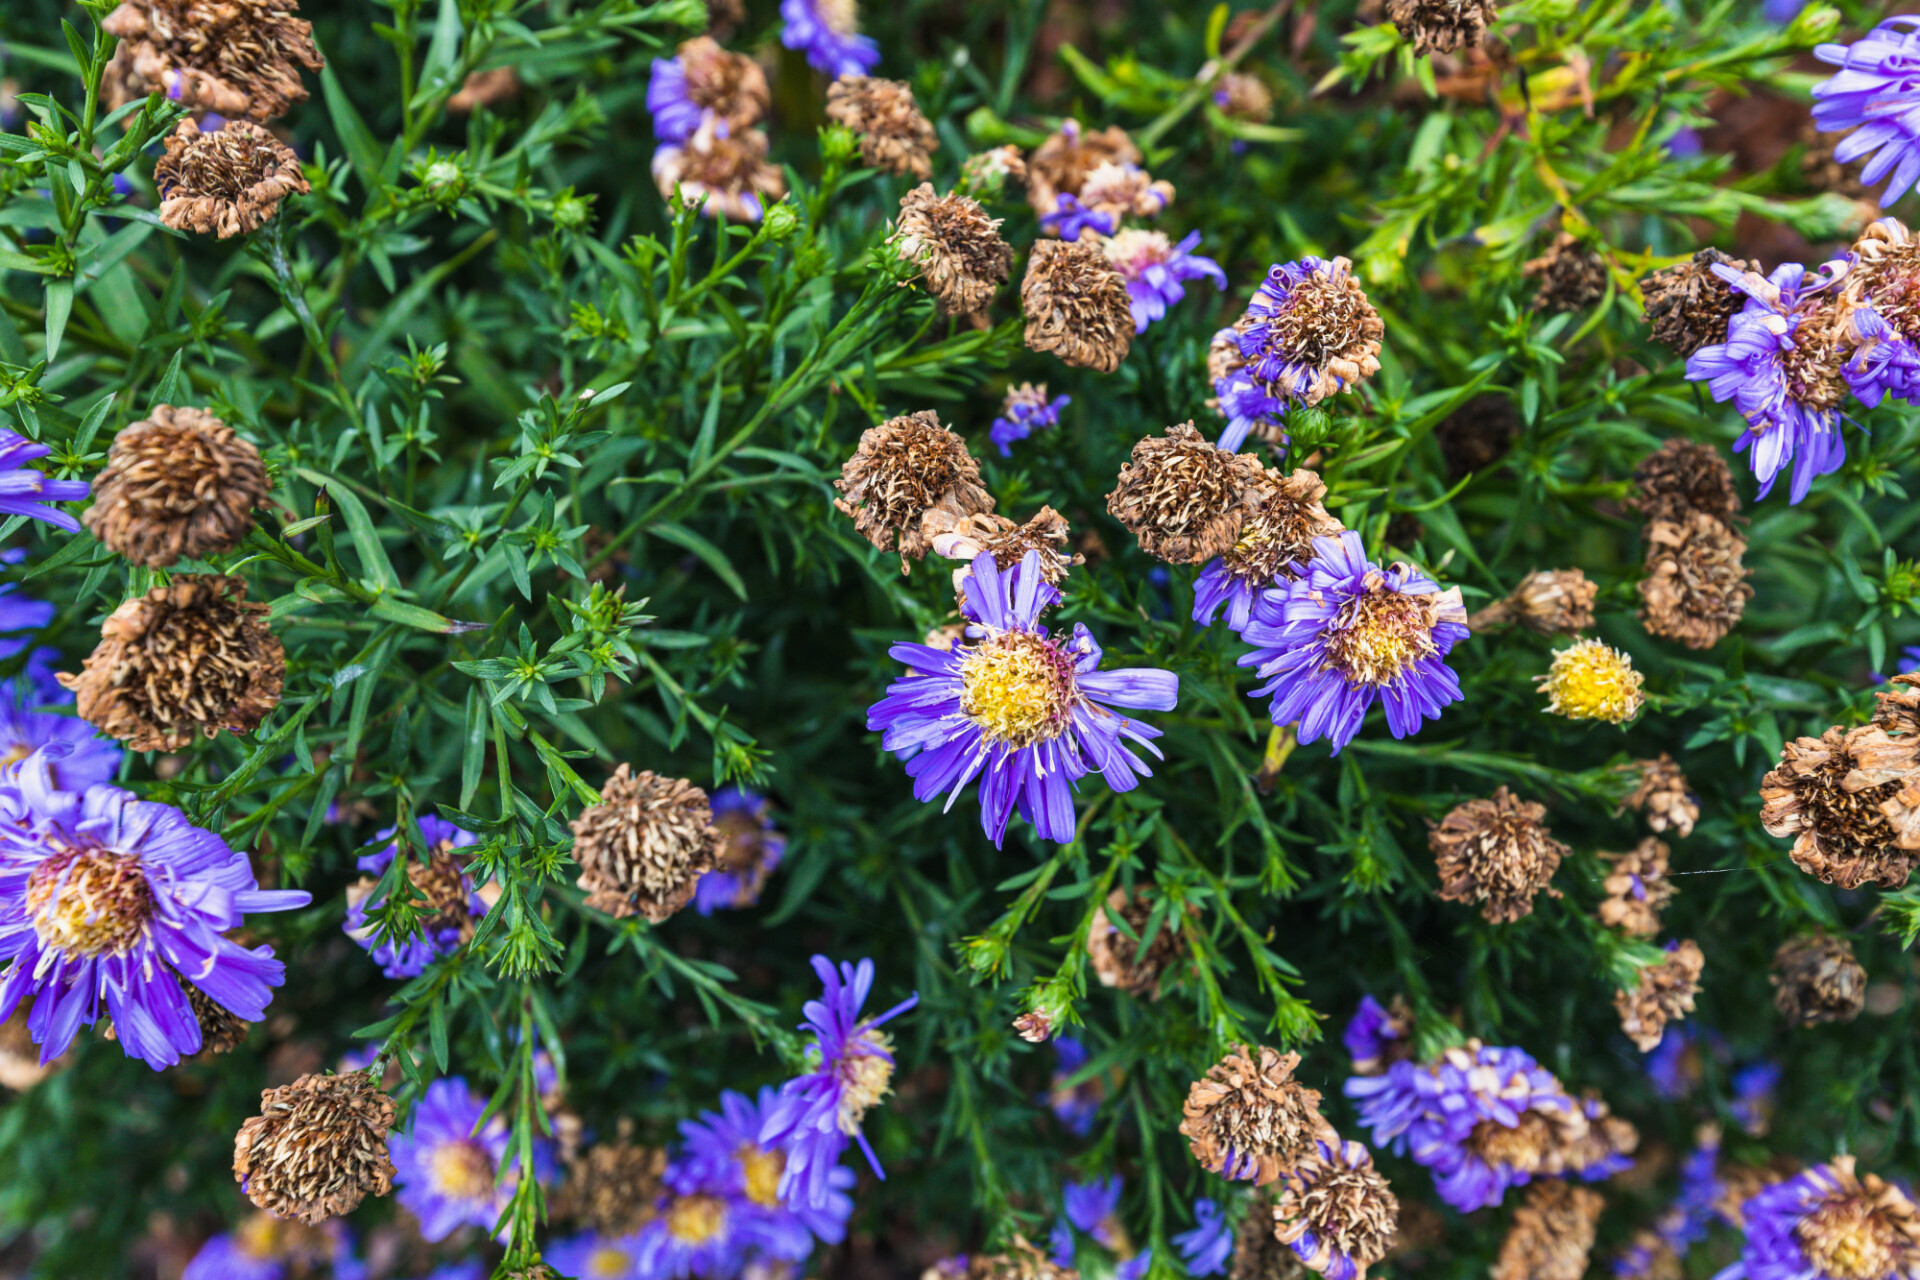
(868, 550, 1179, 847)
(342, 814, 484, 979)
(695, 787, 787, 914)
(183, 1217, 362, 1280)
(1045, 1035, 1107, 1136)
(1342, 994, 1409, 1075)
(1842, 302, 1920, 409)
(1662, 1129, 1723, 1252)
(1764, 0, 1801, 19)
(1731, 1060, 1783, 1136)
(1217, 257, 1384, 452)
(632, 1187, 752, 1280)
(674, 1086, 855, 1246)
(1049, 1217, 1076, 1267)
(649, 56, 707, 147)
(0, 428, 88, 532)
(0, 758, 309, 1069)
(1064, 1176, 1130, 1252)
(0, 702, 119, 790)
(989, 384, 1070, 457)
(1643, 1023, 1706, 1099)
(1117, 1248, 1152, 1280)
(390, 1076, 552, 1242)
(1238, 531, 1468, 755)
(780, 0, 880, 78)
(547, 1231, 646, 1280)
(418, 1265, 488, 1280)
(1213, 368, 1289, 454)
(1667, 126, 1704, 158)
(1729, 1156, 1920, 1280)
(1814, 18, 1920, 206)
(760, 955, 918, 1209)
(1173, 1199, 1233, 1277)
(1684, 261, 1851, 503)
(1097, 229, 1227, 334)
(1040, 193, 1118, 241)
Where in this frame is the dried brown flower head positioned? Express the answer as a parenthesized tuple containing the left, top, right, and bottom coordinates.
(558, 1136, 667, 1236)
(891, 185, 1014, 316)
(61, 574, 284, 751)
(1771, 933, 1867, 1027)
(1598, 837, 1674, 938)
(1638, 511, 1753, 649)
(1559, 1091, 1640, 1179)
(571, 766, 722, 922)
(1272, 1138, 1399, 1279)
(1215, 72, 1275, 125)
(1491, 1181, 1603, 1280)
(826, 75, 936, 179)
(960, 145, 1028, 197)
(1429, 787, 1569, 924)
(1179, 1045, 1337, 1187)
(833, 410, 994, 567)
(1021, 239, 1134, 373)
(232, 1071, 396, 1224)
(1086, 887, 1191, 999)
(86, 405, 269, 568)
(1716, 1160, 1798, 1231)
(1027, 120, 1140, 217)
(1621, 754, 1699, 838)
(1208, 320, 1253, 395)
(1234, 1191, 1310, 1280)
(1433, 393, 1519, 480)
(1760, 726, 1920, 890)
(1210, 469, 1346, 610)
(1615, 939, 1704, 1052)
(928, 506, 1085, 604)
(1467, 568, 1597, 635)
(652, 119, 786, 223)
(1387, 0, 1501, 56)
(671, 36, 770, 134)
(1641, 248, 1760, 357)
(155, 118, 309, 238)
(1074, 161, 1175, 226)
(104, 972, 251, 1057)
(1788, 1157, 1920, 1280)
(1012, 1011, 1052, 1043)
(1106, 423, 1268, 564)
(924, 1258, 971, 1280)
(1630, 438, 1742, 525)
(1254, 257, 1386, 408)
(101, 0, 324, 122)
(446, 66, 520, 114)
(1523, 232, 1610, 313)
(1842, 219, 1920, 346)
(970, 1236, 1080, 1280)
(343, 836, 480, 956)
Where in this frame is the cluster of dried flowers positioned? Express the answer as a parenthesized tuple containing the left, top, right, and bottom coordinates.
(1630, 439, 1752, 649)
(570, 765, 723, 922)
(1430, 786, 1568, 923)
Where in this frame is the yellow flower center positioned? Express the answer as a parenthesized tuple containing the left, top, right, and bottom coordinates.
(668, 1192, 728, 1243)
(837, 1030, 897, 1135)
(428, 1139, 496, 1204)
(1538, 638, 1644, 724)
(26, 848, 152, 959)
(959, 633, 1076, 748)
(1321, 581, 1438, 687)
(589, 1247, 636, 1279)
(739, 1142, 786, 1206)
(235, 1213, 285, 1260)
(1798, 1198, 1904, 1280)
(0, 741, 32, 768)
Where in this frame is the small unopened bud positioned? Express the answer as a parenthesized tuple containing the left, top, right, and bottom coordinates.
(761, 199, 800, 241)
(820, 123, 859, 165)
(1013, 1011, 1052, 1043)
(423, 159, 464, 191)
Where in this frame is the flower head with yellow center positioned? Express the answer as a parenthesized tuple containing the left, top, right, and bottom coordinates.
(870, 550, 1179, 847)
(389, 1076, 552, 1243)
(1739, 1155, 1920, 1280)
(1537, 638, 1645, 724)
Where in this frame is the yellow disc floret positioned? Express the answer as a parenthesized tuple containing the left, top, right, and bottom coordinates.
(738, 1143, 786, 1207)
(428, 1139, 496, 1203)
(836, 1029, 897, 1135)
(1321, 581, 1440, 688)
(26, 847, 153, 959)
(667, 1192, 728, 1243)
(1797, 1196, 1907, 1280)
(959, 632, 1076, 748)
(1537, 638, 1645, 724)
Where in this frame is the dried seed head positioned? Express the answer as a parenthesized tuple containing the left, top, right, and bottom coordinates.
(1468, 568, 1597, 636)
(1760, 726, 1920, 890)
(652, 119, 787, 223)
(1621, 754, 1699, 839)
(85, 406, 269, 568)
(1637, 511, 1753, 650)
(1641, 248, 1760, 357)
(1075, 161, 1175, 223)
(1219, 468, 1346, 590)
(1215, 73, 1274, 124)
(1027, 120, 1140, 217)
(891, 185, 1014, 316)
(1106, 423, 1268, 564)
(1234, 1191, 1310, 1280)
(833, 410, 995, 567)
(155, 118, 309, 238)
(1021, 240, 1135, 373)
(571, 766, 723, 922)
(1272, 1139, 1399, 1280)
(557, 1137, 667, 1236)
(1800, 117, 1875, 203)
(928, 506, 1085, 606)
(102, 972, 252, 1057)
(1841, 219, 1920, 342)
(232, 1071, 396, 1225)
(970, 1236, 1080, 1280)
(1615, 940, 1704, 1052)
(1559, 1091, 1639, 1180)
(1771, 933, 1867, 1027)
(101, 0, 324, 122)
(1633, 438, 1742, 524)
(1086, 887, 1191, 999)
(1616, 1231, 1682, 1280)
(826, 75, 937, 179)
(1430, 787, 1568, 924)
(1386, 0, 1501, 55)
(446, 66, 520, 114)
(1432, 393, 1519, 480)
(60, 574, 284, 751)
(1491, 1181, 1603, 1280)
(1536, 638, 1645, 725)
(1244, 257, 1386, 408)
(675, 36, 770, 134)
(1179, 1045, 1337, 1186)
(1523, 233, 1609, 313)
(1597, 837, 1674, 939)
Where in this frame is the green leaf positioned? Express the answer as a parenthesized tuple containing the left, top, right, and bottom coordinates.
(294, 468, 398, 588)
(320, 60, 387, 195)
(648, 521, 747, 600)
(369, 594, 485, 634)
(42, 278, 72, 363)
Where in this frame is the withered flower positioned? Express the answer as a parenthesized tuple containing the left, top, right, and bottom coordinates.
(1271, 1138, 1399, 1280)
(86, 405, 269, 568)
(61, 574, 284, 751)
(446, 66, 520, 114)
(1432, 393, 1519, 480)
(1771, 933, 1867, 1027)
(1598, 838, 1674, 939)
(1841, 218, 1920, 343)
(668, 36, 770, 135)
(1179, 1044, 1336, 1186)
(1214, 72, 1275, 126)
(1086, 887, 1191, 999)
(232, 1071, 396, 1224)
(1523, 232, 1610, 314)
(1429, 787, 1569, 924)
(104, 973, 251, 1057)
(1467, 568, 1597, 636)
(1641, 248, 1760, 357)
(928, 506, 1084, 603)
(1621, 753, 1699, 839)
(833, 410, 995, 567)
(1021, 239, 1135, 373)
(1012, 1011, 1052, 1044)
(1615, 939, 1704, 1052)
(570, 766, 722, 922)
(1638, 511, 1753, 649)
(652, 118, 787, 223)
(890, 184, 1014, 316)
(155, 118, 309, 238)
(1491, 1181, 1604, 1280)
(970, 1236, 1080, 1280)
(826, 75, 936, 179)
(1106, 423, 1267, 564)
(1234, 1191, 1309, 1280)
(1075, 160, 1175, 225)
(1630, 437, 1742, 525)
(557, 1134, 666, 1236)
(1760, 727, 1920, 890)
(1386, 0, 1501, 56)
(1027, 120, 1140, 217)
(101, 0, 324, 122)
